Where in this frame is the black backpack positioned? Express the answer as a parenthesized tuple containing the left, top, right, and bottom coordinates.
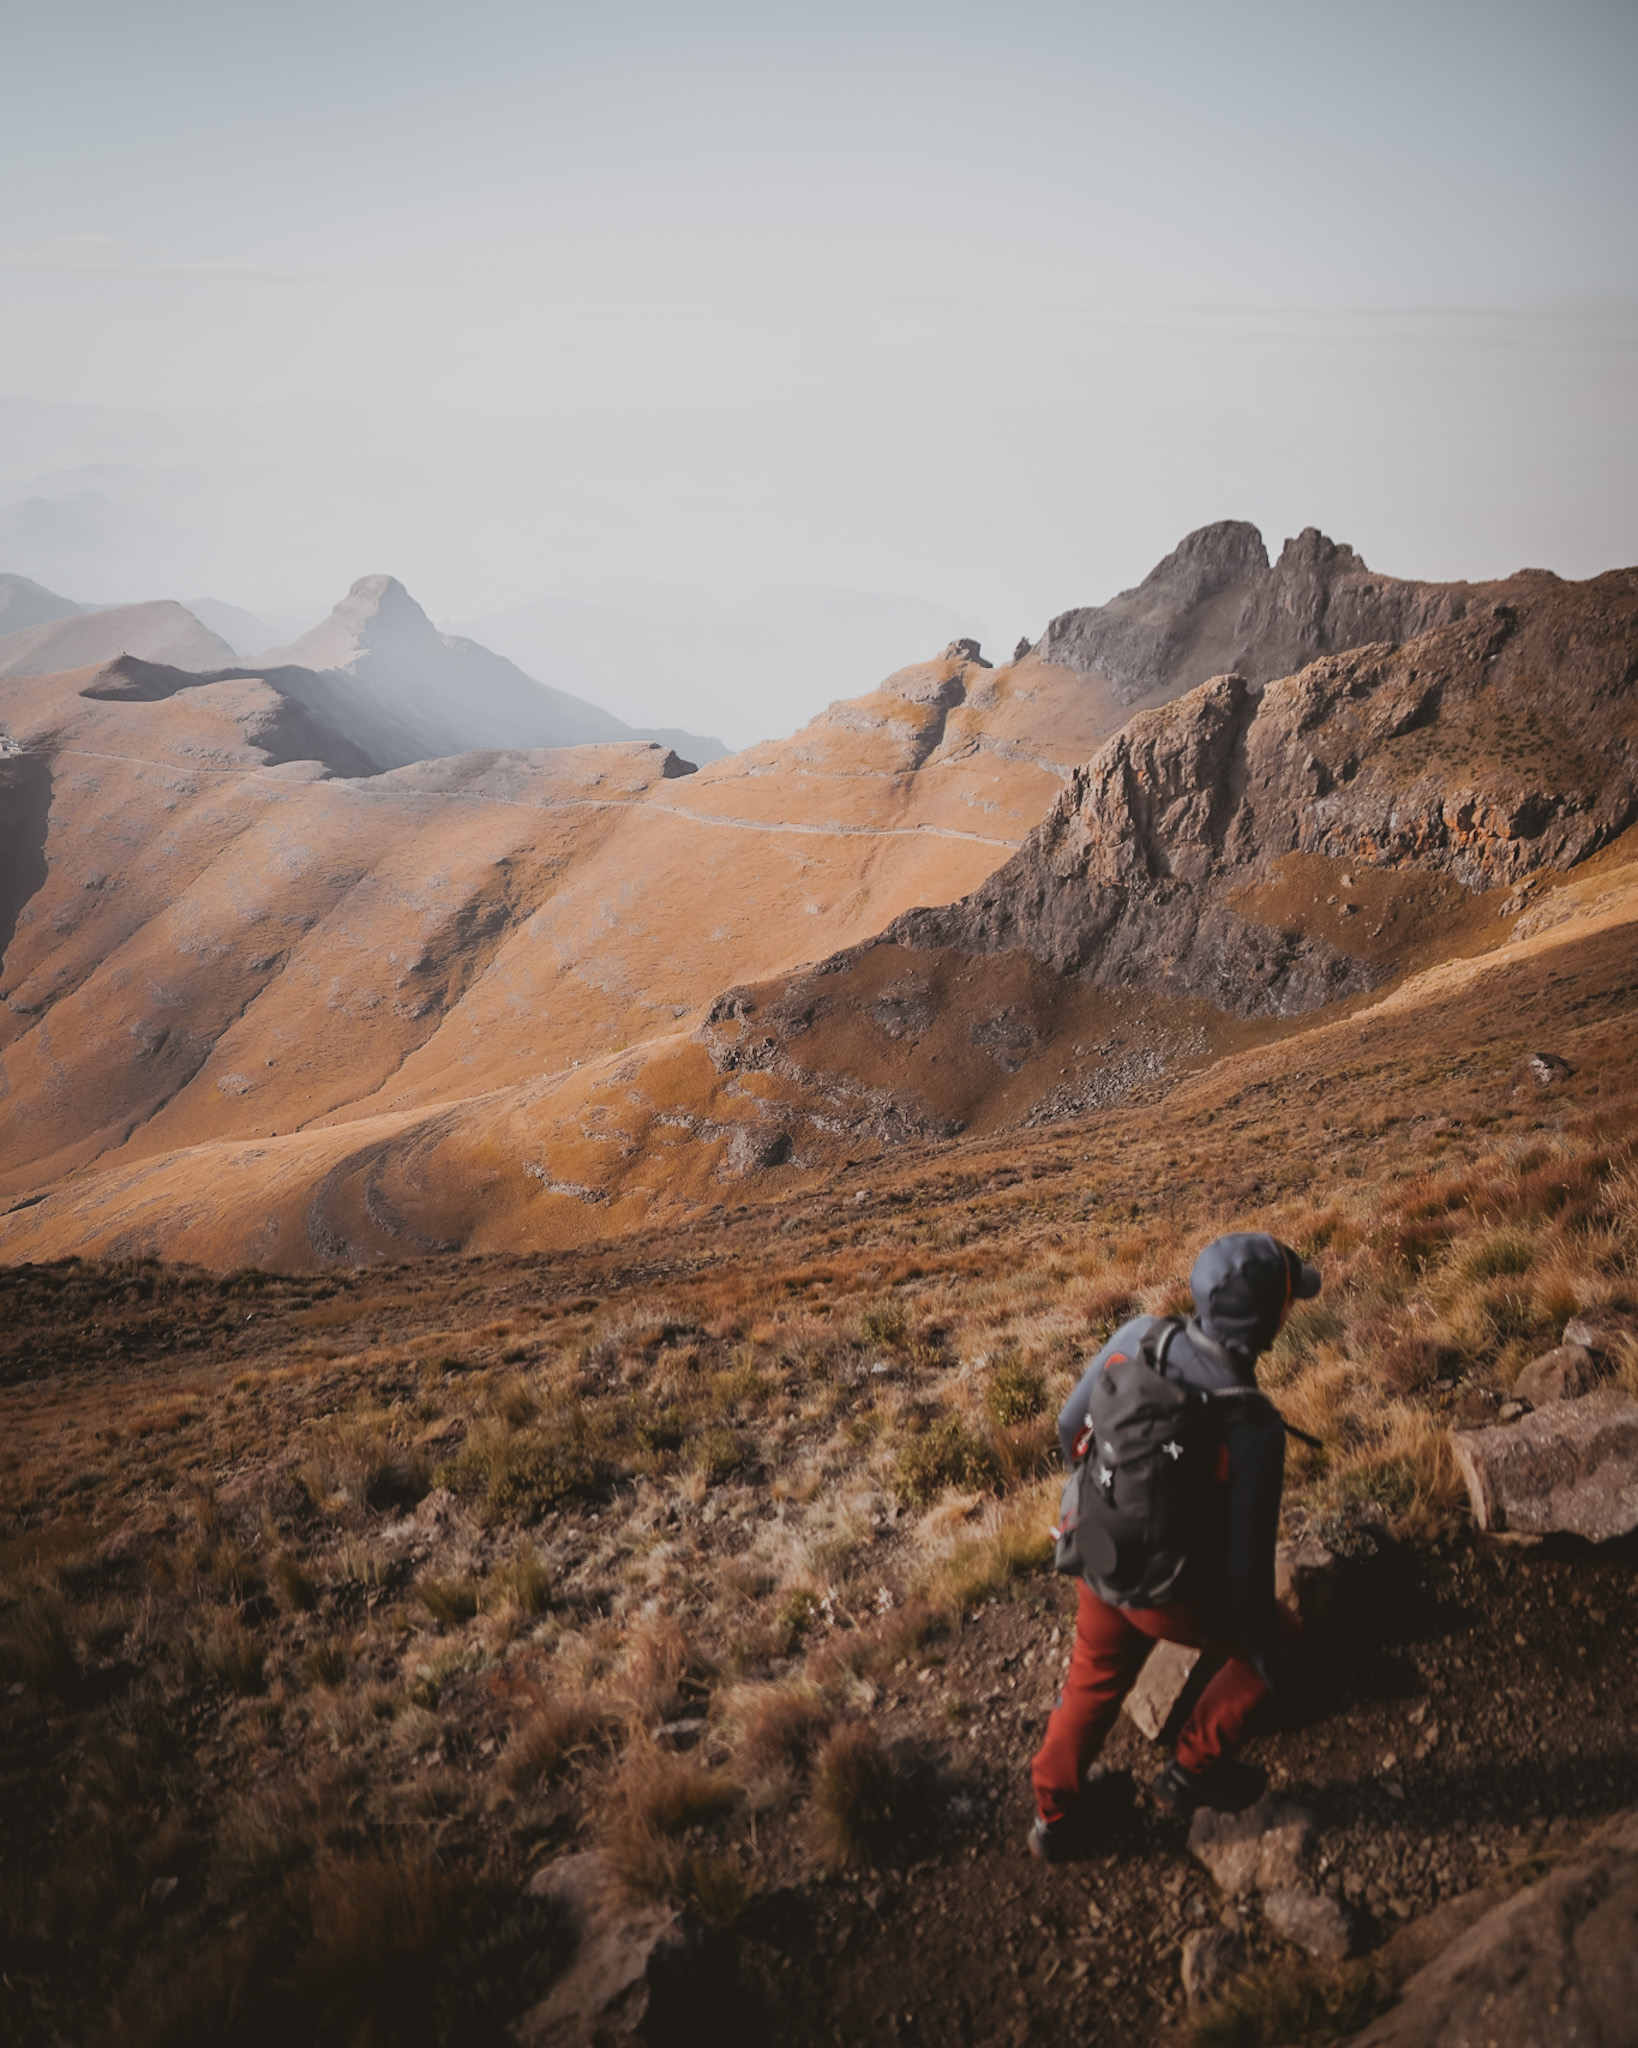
(1052, 1318, 1224, 1608)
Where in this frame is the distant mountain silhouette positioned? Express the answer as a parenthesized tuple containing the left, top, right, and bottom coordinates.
(0, 572, 89, 637)
(0, 596, 235, 678)
(250, 574, 728, 768)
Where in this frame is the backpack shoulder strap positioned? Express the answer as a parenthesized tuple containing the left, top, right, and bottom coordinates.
(1136, 1315, 1185, 1376)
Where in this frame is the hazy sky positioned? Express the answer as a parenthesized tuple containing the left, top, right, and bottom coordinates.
(3, 0, 1635, 739)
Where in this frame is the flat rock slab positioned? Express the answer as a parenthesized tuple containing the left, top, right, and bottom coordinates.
(1343, 1809, 1638, 2047)
(1123, 1639, 1201, 1740)
(514, 1852, 683, 2047)
(1123, 1544, 1337, 1741)
(1452, 1390, 1638, 1540)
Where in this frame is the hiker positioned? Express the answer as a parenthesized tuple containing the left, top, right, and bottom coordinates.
(1028, 1231, 1320, 1859)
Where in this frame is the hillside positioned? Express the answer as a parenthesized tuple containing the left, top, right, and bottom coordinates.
(0, 597, 237, 678)
(250, 574, 729, 768)
(1, 532, 1632, 1278)
(0, 635, 1114, 1264)
(0, 571, 88, 637)
(1, 883, 1634, 2046)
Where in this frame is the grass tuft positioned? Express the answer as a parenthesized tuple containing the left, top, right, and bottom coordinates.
(0, 1591, 81, 1697)
(418, 1576, 480, 1628)
(809, 1722, 919, 1869)
(602, 1741, 739, 1905)
(1186, 1958, 1382, 2048)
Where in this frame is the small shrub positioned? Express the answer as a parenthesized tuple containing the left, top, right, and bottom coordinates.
(893, 1413, 998, 1509)
(690, 1427, 747, 1486)
(488, 1548, 552, 1616)
(502, 1696, 618, 1791)
(603, 1743, 738, 1905)
(302, 1639, 350, 1688)
(1186, 1957, 1381, 2048)
(985, 1356, 1046, 1426)
(735, 1686, 833, 1786)
(810, 1723, 915, 1868)
(0, 1592, 80, 1697)
(272, 1554, 318, 1612)
(452, 1419, 602, 1521)
(1458, 1230, 1534, 1283)
(198, 1619, 265, 1696)
(859, 1299, 909, 1348)
(496, 1377, 539, 1428)
(418, 1576, 480, 1628)
(778, 1586, 823, 1643)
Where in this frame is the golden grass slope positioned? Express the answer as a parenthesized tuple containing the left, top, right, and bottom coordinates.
(0, 644, 1127, 1264)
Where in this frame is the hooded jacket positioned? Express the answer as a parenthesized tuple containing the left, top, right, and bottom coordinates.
(1056, 1234, 1299, 1683)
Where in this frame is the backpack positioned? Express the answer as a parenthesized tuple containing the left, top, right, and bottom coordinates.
(1052, 1318, 1223, 1608)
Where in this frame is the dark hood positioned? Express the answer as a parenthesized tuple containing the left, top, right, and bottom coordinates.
(1190, 1232, 1308, 1364)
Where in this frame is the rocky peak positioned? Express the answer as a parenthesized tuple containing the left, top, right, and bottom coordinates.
(894, 567, 1638, 1019)
(1040, 519, 1471, 709)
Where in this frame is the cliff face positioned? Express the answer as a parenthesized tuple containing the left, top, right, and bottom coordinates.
(898, 567, 1638, 1018)
(1038, 520, 1472, 707)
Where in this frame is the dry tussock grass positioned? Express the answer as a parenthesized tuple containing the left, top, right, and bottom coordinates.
(601, 1738, 739, 1906)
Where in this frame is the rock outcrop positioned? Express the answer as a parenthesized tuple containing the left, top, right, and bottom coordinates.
(1342, 1808, 1638, 2047)
(1189, 1793, 1355, 1963)
(1451, 1390, 1638, 1539)
(894, 568, 1638, 1018)
(1039, 521, 1471, 707)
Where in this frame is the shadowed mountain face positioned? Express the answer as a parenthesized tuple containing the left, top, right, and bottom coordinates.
(1038, 520, 1473, 707)
(1, 531, 1633, 1271)
(693, 565, 1638, 1153)
(252, 574, 729, 768)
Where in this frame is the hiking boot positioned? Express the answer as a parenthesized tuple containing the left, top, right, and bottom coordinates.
(1026, 1813, 1079, 1862)
(1152, 1756, 1267, 1817)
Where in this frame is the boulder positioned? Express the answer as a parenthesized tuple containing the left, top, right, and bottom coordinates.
(1342, 1809, 1638, 2047)
(1275, 1540, 1339, 1627)
(514, 1852, 687, 2047)
(1512, 1342, 1603, 1407)
(1529, 1051, 1574, 1087)
(1563, 1309, 1638, 1360)
(1123, 1639, 1201, 1740)
(1180, 1926, 1244, 2007)
(1451, 1391, 1638, 1540)
(1189, 1795, 1316, 1898)
(1262, 1887, 1352, 1963)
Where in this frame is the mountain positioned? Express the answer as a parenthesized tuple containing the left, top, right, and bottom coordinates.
(0, 631, 1112, 1262)
(251, 574, 729, 768)
(183, 595, 289, 655)
(1037, 520, 1472, 707)
(695, 563, 1638, 1153)
(0, 596, 236, 678)
(0, 571, 88, 636)
(2, 526, 1632, 1272)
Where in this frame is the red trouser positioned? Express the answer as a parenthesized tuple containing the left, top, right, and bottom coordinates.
(1030, 1580, 1269, 1823)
